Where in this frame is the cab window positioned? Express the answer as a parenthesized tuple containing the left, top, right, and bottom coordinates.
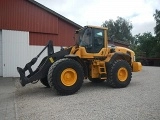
(93, 29, 104, 52)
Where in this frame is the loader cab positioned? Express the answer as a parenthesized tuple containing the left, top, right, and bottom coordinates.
(77, 26, 106, 53)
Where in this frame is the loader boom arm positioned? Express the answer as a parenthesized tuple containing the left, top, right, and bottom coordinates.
(17, 40, 54, 86)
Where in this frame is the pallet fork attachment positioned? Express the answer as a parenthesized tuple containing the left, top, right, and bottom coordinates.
(17, 40, 54, 86)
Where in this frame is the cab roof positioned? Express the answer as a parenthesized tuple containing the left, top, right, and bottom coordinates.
(85, 25, 108, 30)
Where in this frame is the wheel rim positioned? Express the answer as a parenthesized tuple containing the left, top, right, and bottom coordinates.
(61, 68, 77, 86)
(117, 67, 128, 82)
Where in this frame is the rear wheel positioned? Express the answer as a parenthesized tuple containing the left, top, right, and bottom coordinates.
(107, 60, 132, 88)
(48, 58, 84, 95)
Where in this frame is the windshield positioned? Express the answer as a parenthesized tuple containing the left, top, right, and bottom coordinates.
(75, 27, 92, 47)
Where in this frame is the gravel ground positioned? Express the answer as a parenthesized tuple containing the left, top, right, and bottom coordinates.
(13, 66, 160, 120)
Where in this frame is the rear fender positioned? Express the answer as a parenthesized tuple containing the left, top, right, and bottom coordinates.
(106, 53, 131, 65)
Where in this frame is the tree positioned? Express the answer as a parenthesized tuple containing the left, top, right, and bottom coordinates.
(134, 32, 156, 58)
(153, 9, 160, 57)
(102, 17, 133, 43)
(131, 9, 160, 59)
(154, 9, 160, 38)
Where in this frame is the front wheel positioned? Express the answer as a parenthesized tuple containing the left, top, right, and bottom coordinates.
(39, 57, 50, 88)
(48, 58, 84, 95)
(107, 60, 132, 88)
(40, 77, 50, 88)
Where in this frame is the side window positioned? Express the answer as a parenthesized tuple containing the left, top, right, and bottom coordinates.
(80, 28, 92, 48)
(93, 29, 104, 52)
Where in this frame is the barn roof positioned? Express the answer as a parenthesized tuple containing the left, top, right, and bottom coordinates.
(112, 39, 130, 46)
(28, 0, 82, 29)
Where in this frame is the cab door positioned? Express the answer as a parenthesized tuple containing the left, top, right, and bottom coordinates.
(92, 28, 104, 53)
(84, 28, 104, 54)
(78, 27, 108, 58)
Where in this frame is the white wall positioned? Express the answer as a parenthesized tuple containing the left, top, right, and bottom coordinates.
(0, 30, 2, 76)
(2, 30, 61, 77)
(2, 30, 29, 77)
(27, 46, 61, 72)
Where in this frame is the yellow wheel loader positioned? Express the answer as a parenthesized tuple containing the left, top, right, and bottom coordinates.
(17, 26, 142, 95)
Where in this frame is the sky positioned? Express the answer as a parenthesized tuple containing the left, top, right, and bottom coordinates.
(35, 0, 160, 35)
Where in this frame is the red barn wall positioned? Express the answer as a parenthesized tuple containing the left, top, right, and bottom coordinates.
(57, 19, 77, 46)
(0, 0, 80, 46)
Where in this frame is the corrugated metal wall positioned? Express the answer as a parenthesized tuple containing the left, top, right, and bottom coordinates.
(57, 19, 77, 46)
(29, 32, 58, 46)
(0, 0, 58, 34)
(29, 19, 77, 46)
(0, 0, 80, 47)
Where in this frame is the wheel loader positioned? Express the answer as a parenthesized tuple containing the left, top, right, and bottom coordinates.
(17, 25, 142, 95)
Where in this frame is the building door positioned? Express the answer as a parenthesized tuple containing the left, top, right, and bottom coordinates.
(2, 30, 29, 77)
(0, 30, 2, 76)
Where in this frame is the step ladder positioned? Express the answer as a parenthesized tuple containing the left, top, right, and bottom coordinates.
(98, 63, 107, 80)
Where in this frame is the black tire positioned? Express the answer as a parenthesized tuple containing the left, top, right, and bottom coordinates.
(38, 57, 50, 87)
(40, 77, 50, 88)
(88, 77, 104, 83)
(48, 58, 84, 95)
(107, 60, 132, 88)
